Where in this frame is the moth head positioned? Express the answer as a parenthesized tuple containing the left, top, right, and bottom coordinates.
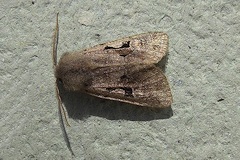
(55, 54, 87, 91)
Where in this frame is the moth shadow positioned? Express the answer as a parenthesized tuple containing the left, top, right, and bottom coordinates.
(157, 53, 169, 72)
(59, 87, 173, 122)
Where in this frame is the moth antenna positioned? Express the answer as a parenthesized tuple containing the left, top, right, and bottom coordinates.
(52, 12, 59, 67)
(52, 13, 74, 156)
(52, 13, 71, 127)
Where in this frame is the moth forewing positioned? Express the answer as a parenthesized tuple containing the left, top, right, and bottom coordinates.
(86, 32, 169, 64)
(56, 32, 168, 70)
(84, 65, 172, 108)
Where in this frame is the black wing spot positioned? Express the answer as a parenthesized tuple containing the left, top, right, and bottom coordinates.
(106, 87, 134, 97)
(106, 88, 114, 92)
(122, 87, 133, 97)
(120, 75, 128, 80)
(104, 41, 130, 50)
(121, 41, 130, 48)
(104, 46, 115, 49)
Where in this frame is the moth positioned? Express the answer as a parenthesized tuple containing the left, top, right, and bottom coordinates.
(52, 14, 173, 125)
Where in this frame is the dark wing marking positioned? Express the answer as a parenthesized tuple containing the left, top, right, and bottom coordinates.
(58, 32, 168, 68)
(84, 64, 172, 108)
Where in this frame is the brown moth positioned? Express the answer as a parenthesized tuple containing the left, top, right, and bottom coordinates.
(52, 14, 173, 125)
(52, 13, 172, 155)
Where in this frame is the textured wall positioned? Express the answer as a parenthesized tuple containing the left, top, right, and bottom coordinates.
(1, 0, 239, 159)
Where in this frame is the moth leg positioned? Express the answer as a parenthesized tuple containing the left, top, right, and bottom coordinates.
(55, 83, 71, 127)
(52, 13, 71, 127)
(55, 83, 75, 156)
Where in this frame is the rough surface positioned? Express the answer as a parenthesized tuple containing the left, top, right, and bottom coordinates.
(1, 0, 239, 159)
